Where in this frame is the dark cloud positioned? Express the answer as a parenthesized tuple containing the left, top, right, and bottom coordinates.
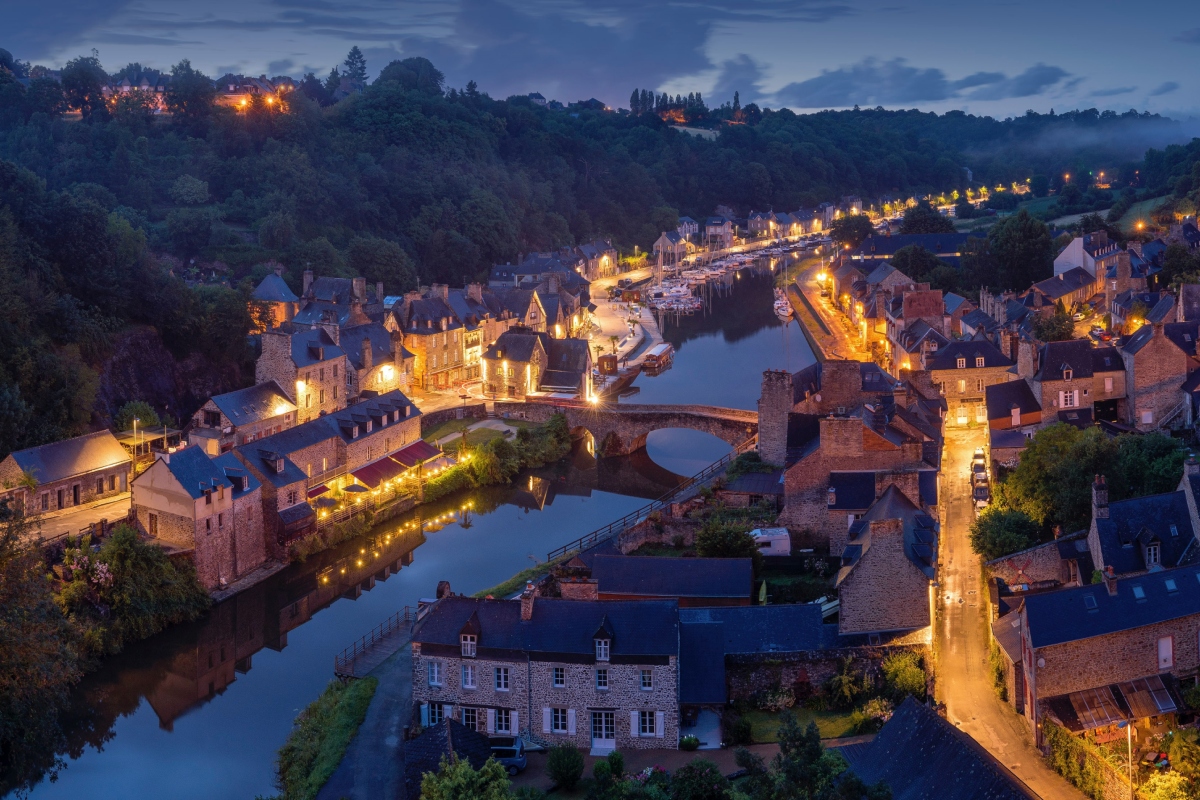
(267, 58, 296, 74)
(6, 0, 135, 60)
(966, 63, 1068, 100)
(951, 72, 1004, 90)
(1174, 28, 1200, 43)
(1089, 86, 1135, 97)
(1151, 81, 1181, 96)
(92, 32, 203, 46)
(711, 55, 767, 106)
(774, 58, 951, 108)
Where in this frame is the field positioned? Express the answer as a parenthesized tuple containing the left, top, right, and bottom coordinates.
(1113, 196, 1171, 233)
(742, 707, 858, 742)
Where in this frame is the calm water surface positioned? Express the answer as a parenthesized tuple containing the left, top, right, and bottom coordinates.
(17, 260, 815, 800)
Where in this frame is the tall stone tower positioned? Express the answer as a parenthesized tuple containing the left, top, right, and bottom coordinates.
(757, 369, 793, 466)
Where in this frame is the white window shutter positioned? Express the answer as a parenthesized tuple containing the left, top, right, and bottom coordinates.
(1057, 391, 1064, 408)
(543, 708, 552, 733)
(567, 709, 576, 735)
(487, 708, 496, 733)
(655, 711, 665, 738)
(420, 703, 430, 727)
(631, 711, 639, 738)
(1073, 390, 1079, 406)
(511, 711, 518, 734)
(445, 704, 454, 721)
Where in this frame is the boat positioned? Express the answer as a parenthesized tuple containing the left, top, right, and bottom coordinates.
(641, 342, 675, 373)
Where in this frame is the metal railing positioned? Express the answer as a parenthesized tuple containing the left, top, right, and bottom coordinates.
(546, 435, 758, 561)
(333, 606, 417, 678)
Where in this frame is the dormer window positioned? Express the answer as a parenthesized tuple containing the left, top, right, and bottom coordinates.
(1063, 368, 1073, 381)
(461, 634, 477, 657)
(595, 638, 610, 661)
(956, 357, 965, 369)
(975, 357, 985, 368)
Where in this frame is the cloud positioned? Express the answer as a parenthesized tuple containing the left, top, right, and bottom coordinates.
(774, 58, 951, 108)
(91, 32, 203, 46)
(6, 0, 136, 60)
(1089, 86, 1135, 98)
(966, 63, 1069, 100)
(267, 58, 296, 74)
(711, 55, 767, 106)
(951, 72, 1004, 90)
(1174, 28, 1200, 43)
(1151, 81, 1181, 96)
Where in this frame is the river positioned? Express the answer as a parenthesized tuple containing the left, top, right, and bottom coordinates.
(14, 260, 814, 800)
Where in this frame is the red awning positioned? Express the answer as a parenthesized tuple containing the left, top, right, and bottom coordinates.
(351, 456, 408, 488)
(392, 439, 442, 468)
(307, 484, 329, 498)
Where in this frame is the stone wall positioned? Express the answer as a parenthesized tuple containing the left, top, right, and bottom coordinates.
(985, 538, 1068, 586)
(136, 505, 195, 551)
(838, 519, 930, 634)
(617, 516, 700, 553)
(757, 370, 792, 466)
(344, 413, 421, 467)
(1124, 324, 1188, 429)
(726, 645, 924, 702)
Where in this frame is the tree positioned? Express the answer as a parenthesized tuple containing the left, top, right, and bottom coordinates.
(165, 60, 215, 127)
(419, 755, 512, 800)
(889, 245, 958, 292)
(298, 72, 332, 106)
(629, 88, 640, 115)
(169, 175, 209, 205)
(166, 208, 213, 258)
(289, 236, 346, 276)
(114, 400, 161, 432)
(829, 214, 875, 249)
(881, 651, 926, 700)
(60, 52, 108, 119)
(546, 743, 584, 791)
(1032, 311, 1075, 342)
(110, 88, 157, 130)
(22, 77, 67, 119)
(376, 57, 445, 94)
(982, 209, 1053, 290)
(347, 236, 417, 293)
(670, 759, 731, 800)
(323, 67, 341, 95)
(342, 46, 368, 84)
(1162, 243, 1200, 286)
(954, 195, 976, 220)
(969, 507, 1040, 561)
(1030, 175, 1050, 197)
(257, 211, 296, 250)
(898, 200, 955, 234)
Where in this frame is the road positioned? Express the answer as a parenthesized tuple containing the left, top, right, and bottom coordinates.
(936, 427, 1085, 800)
(793, 258, 872, 362)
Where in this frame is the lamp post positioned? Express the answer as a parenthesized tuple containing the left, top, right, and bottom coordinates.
(1116, 719, 1134, 800)
(133, 417, 141, 457)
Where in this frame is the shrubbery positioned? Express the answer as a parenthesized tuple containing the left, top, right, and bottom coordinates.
(546, 743, 585, 791)
(275, 677, 378, 800)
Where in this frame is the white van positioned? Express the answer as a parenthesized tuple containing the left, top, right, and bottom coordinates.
(750, 528, 792, 557)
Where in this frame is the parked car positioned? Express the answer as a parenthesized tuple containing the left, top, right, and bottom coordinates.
(490, 737, 527, 776)
(971, 460, 987, 483)
(973, 483, 991, 510)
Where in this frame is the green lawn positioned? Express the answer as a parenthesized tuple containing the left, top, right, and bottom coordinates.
(422, 418, 476, 442)
(1114, 195, 1171, 233)
(743, 707, 858, 742)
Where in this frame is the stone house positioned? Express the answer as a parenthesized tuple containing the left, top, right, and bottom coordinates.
(482, 328, 593, 400)
(995, 566, 1196, 743)
(1027, 339, 1120, 428)
(256, 324, 348, 424)
(1053, 229, 1121, 278)
(652, 231, 690, 267)
(132, 447, 265, 591)
(233, 447, 315, 553)
(705, 216, 733, 249)
(677, 217, 699, 239)
(984, 377, 1042, 433)
(0, 430, 132, 515)
(342, 322, 414, 400)
(293, 273, 384, 327)
(190, 380, 297, 455)
(574, 240, 617, 280)
(411, 591, 680, 753)
(925, 338, 1014, 427)
(249, 268, 299, 330)
(1026, 267, 1102, 316)
(1086, 473, 1200, 579)
(1120, 316, 1191, 430)
(835, 486, 937, 637)
(391, 288, 466, 391)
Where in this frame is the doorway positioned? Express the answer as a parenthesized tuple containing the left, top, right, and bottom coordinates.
(590, 711, 615, 755)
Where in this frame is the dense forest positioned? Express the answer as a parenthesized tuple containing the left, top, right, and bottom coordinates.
(0, 46, 1196, 459)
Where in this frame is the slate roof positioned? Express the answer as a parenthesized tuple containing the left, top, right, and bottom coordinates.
(1094, 490, 1198, 576)
(838, 697, 1038, 800)
(241, 449, 307, 488)
(211, 452, 261, 497)
(678, 622, 726, 704)
(209, 381, 295, 427)
(411, 595, 679, 657)
(161, 446, 231, 500)
(852, 233, 971, 258)
(837, 486, 938, 585)
(251, 273, 299, 303)
(864, 262, 900, 285)
(919, 471, 938, 507)
(342, 322, 409, 371)
(241, 390, 418, 457)
(404, 720, 494, 799)
(4, 430, 131, 485)
(1164, 321, 1200, 356)
(960, 308, 1000, 335)
(828, 472, 876, 510)
(1091, 346, 1122, 373)
(991, 428, 1030, 450)
(1031, 266, 1095, 301)
(1024, 563, 1200, 648)
(306, 276, 373, 305)
(680, 604, 826, 655)
(1036, 339, 1095, 381)
(895, 319, 949, 355)
(926, 339, 1013, 371)
(288, 327, 344, 368)
(985, 380, 1041, 420)
(396, 295, 463, 333)
(545, 338, 591, 374)
(590, 555, 752, 599)
(721, 470, 783, 496)
(860, 362, 900, 392)
(944, 292, 969, 315)
(792, 363, 821, 404)
(484, 329, 546, 363)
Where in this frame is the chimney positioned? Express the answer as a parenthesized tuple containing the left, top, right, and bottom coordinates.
(547, 273, 560, 294)
(303, 269, 314, 295)
(376, 281, 384, 303)
(431, 283, 449, 301)
(1104, 565, 1118, 596)
(1092, 475, 1109, 520)
(436, 580, 452, 599)
(361, 337, 373, 372)
(348, 298, 371, 327)
(352, 277, 367, 303)
(391, 329, 405, 369)
(520, 582, 535, 621)
(467, 282, 483, 303)
(1115, 251, 1132, 295)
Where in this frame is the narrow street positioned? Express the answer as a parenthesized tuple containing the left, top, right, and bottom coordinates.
(936, 427, 1085, 800)
(792, 258, 872, 362)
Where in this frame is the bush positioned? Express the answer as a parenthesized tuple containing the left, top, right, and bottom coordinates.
(695, 520, 761, 572)
(754, 687, 795, 712)
(275, 677, 378, 800)
(724, 715, 752, 746)
(670, 760, 728, 800)
(881, 651, 926, 701)
(851, 698, 893, 734)
(546, 743, 584, 791)
(1143, 770, 1190, 800)
(969, 507, 1039, 562)
(680, 735, 700, 751)
(113, 400, 161, 432)
(605, 750, 624, 780)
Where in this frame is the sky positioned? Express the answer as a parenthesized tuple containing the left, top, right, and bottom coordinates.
(8, 0, 1199, 119)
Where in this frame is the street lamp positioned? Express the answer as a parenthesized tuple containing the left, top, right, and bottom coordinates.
(133, 417, 141, 456)
(1116, 719, 1134, 800)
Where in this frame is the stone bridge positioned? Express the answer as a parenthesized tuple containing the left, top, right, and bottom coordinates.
(499, 401, 759, 457)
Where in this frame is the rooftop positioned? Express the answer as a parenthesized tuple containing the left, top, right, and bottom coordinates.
(5, 430, 131, 485)
(590, 555, 753, 599)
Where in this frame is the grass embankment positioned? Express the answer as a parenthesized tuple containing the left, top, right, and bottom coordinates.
(474, 553, 572, 599)
(1113, 195, 1171, 233)
(742, 707, 857, 741)
(274, 677, 378, 800)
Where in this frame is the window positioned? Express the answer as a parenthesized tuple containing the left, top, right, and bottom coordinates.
(1061, 390, 1078, 408)
(40, 493, 48, 511)
(148, 513, 158, 535)
(553, 667, 565, 688)
(205, 518, 211, 532)
(1105, 377, 1114, 393)
(640, 669, 653, 690)
(1147, 544, 1161, 566)
(495, 709, 512, 734)
(1159, 636, 1174, 669)
(1011, 407, 1021, 427)
(333, 385, 338, 400)
(639, 710, 656, 737)
(957, 379, 966, 393)
(1166, 578, 1179, 593)
(595, 668, 609, 690)
(428, 660, 443, 686)
(319, 389, 325, 404)
(461, 634, 477, 657)
(595, 639, 610, 661)
(976, 356, 985, 368)
(976, 378, 984, 392)
(462, 707, 478, 730)
(287, 490, 297, 505)
(1132, 584, 1147, 600)
(552, 707, 569, 733)
(97, 477, 105, 494)
(956, 357, 966, 369)
(319, 368, 325, 381)
(1063, 368, 1073, 381)
(495, 666, 510, 691)
(462, 664, 477, 689)
(333, 364, 338, 379)
(217, 512, 224, 528)
(306, 394, 312, 408)
(428, 703, 445, 725)
(322, 457, 328, 472)
(1142, 411, 1154, 424)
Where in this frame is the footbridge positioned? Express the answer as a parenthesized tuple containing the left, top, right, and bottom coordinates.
(498, 400, 758, 457)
